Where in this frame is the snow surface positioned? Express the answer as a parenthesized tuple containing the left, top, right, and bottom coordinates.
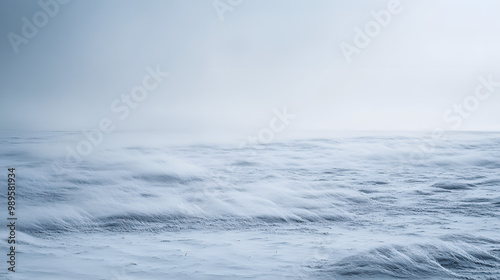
(0, 131, 499, 279)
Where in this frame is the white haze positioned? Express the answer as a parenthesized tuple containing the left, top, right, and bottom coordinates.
(1, 0, 500, 133)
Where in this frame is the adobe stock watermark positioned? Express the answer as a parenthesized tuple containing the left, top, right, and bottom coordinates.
(213, 0, 243, 21)
(285, 233, 334, 280)
(339, 0, 402, 63)
(238, 106, 296, 150)
(110, 266, 138, 280)
(407, 74, 500, 163)
(7, 0, 70, 54)
(205, 106, 296, 191)
(51, 65, 169, 173)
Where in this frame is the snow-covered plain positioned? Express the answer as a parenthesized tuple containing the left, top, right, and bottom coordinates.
(1, 131, 499, 279)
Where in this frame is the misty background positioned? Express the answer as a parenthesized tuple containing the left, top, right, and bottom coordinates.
(1, 0, 500, 135)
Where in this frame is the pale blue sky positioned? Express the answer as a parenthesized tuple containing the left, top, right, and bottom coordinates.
(1, 0, 500, 133)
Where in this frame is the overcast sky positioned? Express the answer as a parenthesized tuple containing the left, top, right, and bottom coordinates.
(1, 0, 500, 134)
